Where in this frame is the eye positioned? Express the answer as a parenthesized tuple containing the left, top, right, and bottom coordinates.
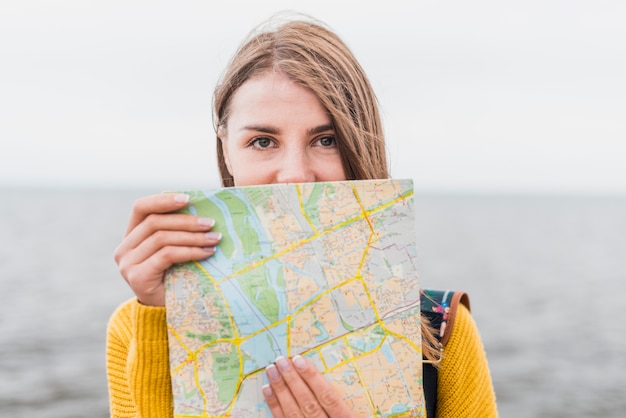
(249, 137, 276, 149)
(315, 135, 336, 147)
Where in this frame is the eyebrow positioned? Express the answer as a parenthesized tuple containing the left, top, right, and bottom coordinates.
(307, 124, 335, 135)
(241, 123, 335, 136)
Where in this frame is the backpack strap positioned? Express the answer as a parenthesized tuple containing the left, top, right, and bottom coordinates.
(421, 289, 470, 346)
(420, 289, 471, 418)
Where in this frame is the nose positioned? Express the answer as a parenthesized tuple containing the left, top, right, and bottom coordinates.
(275, 148, 316, 184)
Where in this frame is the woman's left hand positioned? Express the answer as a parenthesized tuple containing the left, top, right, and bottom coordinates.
(262, 355, 357, 418)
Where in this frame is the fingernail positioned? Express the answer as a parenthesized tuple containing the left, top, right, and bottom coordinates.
(275, 356, 290, 372)
(198, 217, 215, 227)
(202, 247, 216, 254)
(174, 194, 190, 203)
(262, 384, 273, 398)
(205, 232, 222, 241)
(292, 355, 306, 371)
(266, 364, 280, 382)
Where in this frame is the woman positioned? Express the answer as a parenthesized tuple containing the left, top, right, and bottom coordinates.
(107, 14, 497, 417)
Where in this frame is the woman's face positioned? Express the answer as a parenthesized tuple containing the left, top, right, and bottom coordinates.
(220, 71, 347, 187)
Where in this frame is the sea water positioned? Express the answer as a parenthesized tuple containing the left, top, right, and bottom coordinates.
(1, 188, 624, 417)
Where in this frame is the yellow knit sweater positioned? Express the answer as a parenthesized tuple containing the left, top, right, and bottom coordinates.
(106, 298, 497, 417)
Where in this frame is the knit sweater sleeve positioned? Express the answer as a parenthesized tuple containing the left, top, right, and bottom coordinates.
(436, 304, 498, 417)
(106, 298, 173, 417)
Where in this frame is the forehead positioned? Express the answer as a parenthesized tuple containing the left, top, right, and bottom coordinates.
(226, 71, 330, 127)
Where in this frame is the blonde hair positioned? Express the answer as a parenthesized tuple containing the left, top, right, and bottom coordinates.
(212, 14, 440, 366)
(213, 14, 388, 187)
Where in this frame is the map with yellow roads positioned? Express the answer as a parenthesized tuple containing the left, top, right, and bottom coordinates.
(165, 179, 425, 417)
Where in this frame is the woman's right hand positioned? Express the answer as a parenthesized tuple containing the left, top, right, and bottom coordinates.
(113, 193, 222, 306)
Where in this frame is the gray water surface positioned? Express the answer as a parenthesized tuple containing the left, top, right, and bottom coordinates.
(1, 188, 624, 417)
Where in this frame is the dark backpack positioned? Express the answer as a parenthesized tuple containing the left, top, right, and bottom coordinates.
(420, 289, 471, 418)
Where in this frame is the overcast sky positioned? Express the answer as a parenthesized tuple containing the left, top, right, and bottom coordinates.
(1, 0, 624, 193)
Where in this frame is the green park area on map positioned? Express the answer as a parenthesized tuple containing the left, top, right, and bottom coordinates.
(165, 179, 425, 417)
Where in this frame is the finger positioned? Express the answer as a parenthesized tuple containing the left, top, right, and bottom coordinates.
(291, 356, 354, 418)
(274, 356, 328, 418)
(121, 228, 221, 268)
(124, 193, 192, 237)
(266, 363, 307, 418)
(262, 384, 286, 418)
(115, 213, 215, 264)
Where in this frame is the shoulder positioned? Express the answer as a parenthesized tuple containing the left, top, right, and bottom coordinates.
(429, 291, 498, 415)
(446, 302, 478, 349)
(444, 301, 488, 376)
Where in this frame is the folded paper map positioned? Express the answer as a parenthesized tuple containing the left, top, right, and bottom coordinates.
(165, 179, 425, 417)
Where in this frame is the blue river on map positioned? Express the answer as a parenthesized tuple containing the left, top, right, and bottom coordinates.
(218, 272, 285, 335)
(240, 322, 289, 373)
(196, 190, 277, 277)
